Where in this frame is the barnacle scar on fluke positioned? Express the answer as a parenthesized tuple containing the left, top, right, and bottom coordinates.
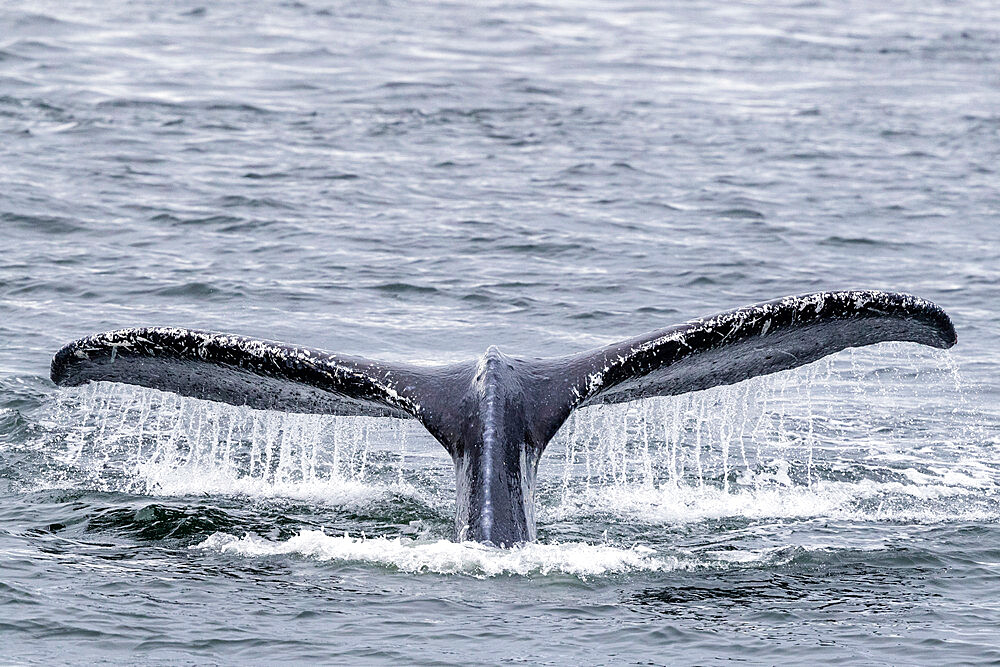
(51, 290, 956, 547)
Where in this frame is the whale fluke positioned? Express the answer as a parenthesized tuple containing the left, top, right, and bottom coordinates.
(559, 289, 956, 408)
(51, 290, 956, 546)
(51, 327, 439, 419)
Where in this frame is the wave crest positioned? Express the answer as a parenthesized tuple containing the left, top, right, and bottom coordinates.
(194, 530, 676, 578)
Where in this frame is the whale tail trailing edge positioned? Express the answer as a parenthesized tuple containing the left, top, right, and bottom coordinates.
(554, 289, 956, 411)
(50, 327, 445, 420)
(51, 290, 957, 544)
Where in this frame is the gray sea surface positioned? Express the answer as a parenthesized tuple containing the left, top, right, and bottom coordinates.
(2, 0, 1000, 664)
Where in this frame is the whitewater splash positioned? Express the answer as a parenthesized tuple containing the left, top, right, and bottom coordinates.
(40, 343, 997, 528)
(42, 384, 445, 500)
(191, 530, 820, 578)
(193, 530, 679, 578)
(548, 474, 999, 526)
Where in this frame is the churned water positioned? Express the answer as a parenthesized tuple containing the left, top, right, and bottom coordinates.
(2, 0, 1000, 663)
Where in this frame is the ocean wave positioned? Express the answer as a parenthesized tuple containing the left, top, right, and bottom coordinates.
(194, 529, 677, 578)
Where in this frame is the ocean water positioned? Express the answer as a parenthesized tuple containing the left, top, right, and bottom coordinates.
(2, 0, 1000, 663)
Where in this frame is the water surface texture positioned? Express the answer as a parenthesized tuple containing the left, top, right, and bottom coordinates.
(2, 0, 1000, 664)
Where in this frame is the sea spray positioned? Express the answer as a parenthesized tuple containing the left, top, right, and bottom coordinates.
(45, 381, 444, 502)
(193, 529, 681, 578)
(42, 344, 995, 525)
(541, 345, 996, 523)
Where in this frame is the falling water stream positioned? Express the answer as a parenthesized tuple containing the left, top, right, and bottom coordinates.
(38, 345, 995, 548)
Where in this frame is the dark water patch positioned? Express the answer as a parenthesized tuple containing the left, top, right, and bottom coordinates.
(87, 503, 245, 543)
(784, 150, 837, 160)
(459, 292, 496, 304)
(517, 85, 561, 97)
(95, 98, 185, 111)
(901, 211, 949, 220)
(217, 195, 293, 210)
(0, 95, 27, 109)
(379, 81, 454, 91)
(880, 128, 922, 138)
(790, 544, 951, 571)
(1, 39, 70, 56)
(715, 208, 766, 219)
(338, 500, 451, 538)
(963, 113, 1000, 129)
(0, 75, 34, 90)
(715, 175, 781, 188)
(491, 281, 546, 290)
(71, 493, 446, 550)
(0, 409, 33, 447)
(197, 122, 242, 131)
(3, 277, 70, 297)
(0, 212, 84, 235)
(567, 310, 617, 321)
(819, 235, 919, 249)
(151, 212, 245, 227)
(558, 162, 597, 177)
(504, 295, 541, 309)
(218, 219, 279, 234)
(203, 102, 273, 115)
(876, 46, 911, 55)
(265, 47, 338, 63)
(243, 170, 359, 181)
(148, 212, 181, 223)
(635, 555, 927, 618)
(146, 281, 245, 299)
(0, 619, 121, 642)
(683, 275, 718, 287)
(636, 198, 682, 211)
(371, 282, 440, 296)
(496, 241, 584, 255)
(820, 235, 882, 246)
(634, 306, 680, 316)
(243, 171, 289, 179)
(0, 49, 29, 63)
(107, 153, 168, 165)
(11, 12, 82, 30)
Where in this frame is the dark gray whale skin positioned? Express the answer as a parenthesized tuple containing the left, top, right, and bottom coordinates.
(51, 290, 957, 547)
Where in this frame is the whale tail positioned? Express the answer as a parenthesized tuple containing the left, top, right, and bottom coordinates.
(51, 290, 957, 545)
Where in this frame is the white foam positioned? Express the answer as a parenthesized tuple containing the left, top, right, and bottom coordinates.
(139, 465, 428, 507)
(194, 530, 678, 578)
(548, 474, 997, 525)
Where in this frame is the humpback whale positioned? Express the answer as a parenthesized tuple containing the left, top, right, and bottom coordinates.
(51, 290, 956, 546)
